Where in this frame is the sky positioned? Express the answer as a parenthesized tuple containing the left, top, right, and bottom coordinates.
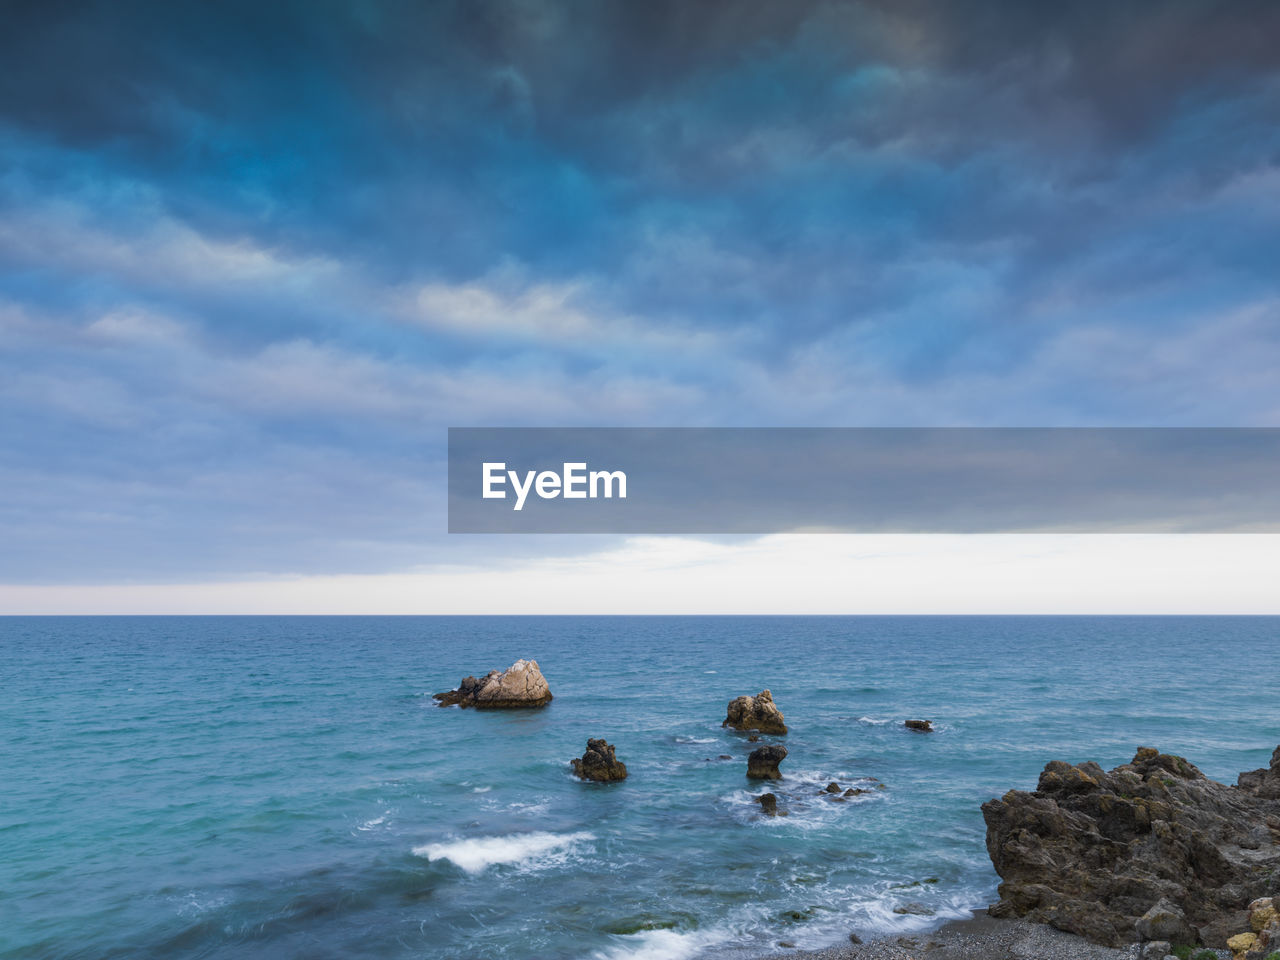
(2, 0, 1279, 612)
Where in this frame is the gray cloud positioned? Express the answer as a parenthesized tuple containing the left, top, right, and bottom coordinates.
(1, 1, 1278, 582)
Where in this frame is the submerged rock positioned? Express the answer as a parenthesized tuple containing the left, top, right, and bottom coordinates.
(757, 792, 779, 816)
(904, 719, 933, 733)
(982, 745, 1280, 948)
(723, 690, 788, 735)
(571, 738, 628, 782)
(893, 902, 935, 916)
(747, 744, 787, 780)
(433, 658, 553, 709)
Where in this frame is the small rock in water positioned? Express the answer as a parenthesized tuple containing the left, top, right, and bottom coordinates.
(747, 745, 787, 780)
(570, 738, 628, 782)
(433, 659, 553, 709)
(723, 689, 788, 735)
(904, 719, 933, 732)
(824, 781, 841, 793)
(843, 787, 866, 797)
(848, 933, 863, 944)
(748, 734, 759, 742)
(757, 792, 779, 816)
(893, 902, 935, 916)
(718, 754, 732, 760)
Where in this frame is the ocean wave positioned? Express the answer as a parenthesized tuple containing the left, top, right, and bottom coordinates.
(169, 891, 230, 918)
(591, 927, 729, 960)
(674, 736, 718, 744)
(838, 887, 978, 935)
(413, 831, 594, 874)
(503, 797, 551, 815)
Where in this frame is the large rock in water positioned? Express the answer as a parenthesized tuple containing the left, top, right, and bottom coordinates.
(747, 744, 787, 780)
(571, 739, 628, 782)
(723, 690, 787, 735)
(982, 746, 1280, 948)
(432, 659, 553, 708)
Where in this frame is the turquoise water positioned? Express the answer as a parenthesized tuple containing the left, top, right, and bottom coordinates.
(3, 616, 1278, 960)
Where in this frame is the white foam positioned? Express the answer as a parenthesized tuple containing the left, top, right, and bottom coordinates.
(674, 736, 717, 744)
(471, 786, 492, 793)
(170, 892, 229, 917)
(505, 798, 551, 815)
(591, 928, 730, 960)
(414, 831, 594, 874)
(833, 884, 980, 937)
(357, 813, 388, 831)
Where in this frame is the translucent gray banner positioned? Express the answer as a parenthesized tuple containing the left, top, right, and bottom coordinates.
(447, 428, 1280, 533)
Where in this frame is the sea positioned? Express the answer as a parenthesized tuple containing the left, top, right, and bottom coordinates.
(2, 616, 1277, 960)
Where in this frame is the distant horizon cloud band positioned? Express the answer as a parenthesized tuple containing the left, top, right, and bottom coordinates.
(1, 2, 1279, 610)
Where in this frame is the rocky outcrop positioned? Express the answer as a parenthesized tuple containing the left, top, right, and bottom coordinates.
(757, 792, 779, 816)
(433, 658, 553, 708)
(723, 690, 788, 735)
(747, 744, 787, 779)
(982, 746, 1280, 948)
(570, 738, 627, 782)
(904, 719, 933, 733)
(1224, 896, 1280, 960)
(1239, 746, 1280, 800)
(1135, 898, 1194, 945)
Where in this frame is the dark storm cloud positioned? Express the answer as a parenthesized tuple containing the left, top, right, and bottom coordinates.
(1, 1, 1278, 580)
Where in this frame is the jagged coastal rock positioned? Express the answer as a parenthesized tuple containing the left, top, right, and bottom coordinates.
(570, 738, 628, 782)
(747, 744, 787, 780)
(432, 658, 553, 708)
(723, 690, 788, 735)
(1134, 898, 1195, 945)
(982, 745, 1280, 949)
(1224, 895, 1279, 960)
(1239, 745, 1280, 800)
